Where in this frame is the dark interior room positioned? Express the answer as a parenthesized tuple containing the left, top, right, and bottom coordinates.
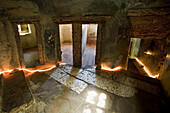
(0, 0, 170, 113)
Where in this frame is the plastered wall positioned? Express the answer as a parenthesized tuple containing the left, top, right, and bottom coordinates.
(59, 24, 72, 44)
(20, 24, 37, 50)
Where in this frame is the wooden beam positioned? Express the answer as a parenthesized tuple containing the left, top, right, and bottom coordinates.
(53, 16, 112, 23)
(127, 8, 170, 17)
(10, 17, 40, 23)
(128, 8, 170, 39)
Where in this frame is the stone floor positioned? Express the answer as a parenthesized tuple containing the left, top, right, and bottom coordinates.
(0, 65, 170, 113)
(82, 44, 96, 68)
(61, 43, 73, 65)
(23, 47, 39, 68)
(61, 43, 96, 67)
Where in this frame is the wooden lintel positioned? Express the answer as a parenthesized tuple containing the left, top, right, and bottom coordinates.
(10, 17, 40, 23)
(52, 16, 112, 23)
(127, 8, 170, 17)
(131, 35, 163, 39)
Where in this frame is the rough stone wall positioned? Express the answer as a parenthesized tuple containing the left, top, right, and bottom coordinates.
(160, 57, 170, 99)
(0, 21, 20, 71)
(49, 0, 169, 69)
(160, 35, 170, 99)
(0, 0, 57, 67)
(0, 0, 169, 70)
(137, 39, 166, 75)
(128, 7, 170, 75)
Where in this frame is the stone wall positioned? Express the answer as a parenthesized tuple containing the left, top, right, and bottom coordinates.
(160, 35, 170, 99)
(0, 0, 169, 70)
(161, 59, 170, 99)
(137, 39, 166, 75)
(0, 0, 57, 66)
(128, 7, 170, 76)
(0, 21, 20, 71)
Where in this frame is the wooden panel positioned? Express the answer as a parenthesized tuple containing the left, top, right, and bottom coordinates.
(72, 23, 82, 67)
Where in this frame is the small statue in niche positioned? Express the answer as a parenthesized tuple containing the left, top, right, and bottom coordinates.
(45, 30, 55, 59)
(45, 30, 55, 48)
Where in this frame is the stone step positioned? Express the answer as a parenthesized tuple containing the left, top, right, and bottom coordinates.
(133, 60, 148, 76)
(50, 68, 88, 94)
(90, 69, 161, 96)
(1, 71, 35, 112)
(120, 69, 161, 86)
(58, 65, 162, 97)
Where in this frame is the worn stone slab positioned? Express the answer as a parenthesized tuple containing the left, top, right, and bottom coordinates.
(58, 65, 161, 97)
(59, 65, 84, 76)
(74, 70, 137, 97)
(36, 99, 47, 113)
(2, 71, 34, 112)
(10, 100, 35, 113)
(34, 78, 64, 104)
(85, 68, 161, 96)
(112, 73, 127, 83)
(85, 69, 127, 83)
(29, 81, 41, 92)
(124, 77, 161, 96)
(51, 68, 88, 94)
(51, 68, 68, 80)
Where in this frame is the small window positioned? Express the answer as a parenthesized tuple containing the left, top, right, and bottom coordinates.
(18, 24, 31, 36)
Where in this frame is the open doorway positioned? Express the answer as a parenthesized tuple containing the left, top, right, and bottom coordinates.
(127, 38, 142, 74)
(18, 24, 39, 68)
(127, 38, 163, 78)
(82, 24, 98, 68)
(59, 24, 73, 65)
